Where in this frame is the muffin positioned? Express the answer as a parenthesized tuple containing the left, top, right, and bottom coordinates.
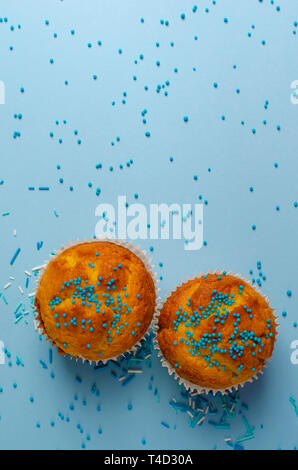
(34, 240, 157, 362)
(156, 273, 277, 392)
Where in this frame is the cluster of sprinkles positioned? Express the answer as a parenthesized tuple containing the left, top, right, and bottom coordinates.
(2, 1, 297, 240)
(26, 333, 263, 449)
(249, 260, 267, 287)
(48, 257, 142, 353)
(171, 275, 273, 376)
(30, 335, 154, 447)
(169, 388, 258, 449)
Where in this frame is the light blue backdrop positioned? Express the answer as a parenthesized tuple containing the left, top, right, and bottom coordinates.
(0, 0, 297, 450)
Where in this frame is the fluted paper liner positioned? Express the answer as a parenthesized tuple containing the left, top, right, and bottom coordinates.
(33, 238, 161, 365)
(153, 269, 279, 396)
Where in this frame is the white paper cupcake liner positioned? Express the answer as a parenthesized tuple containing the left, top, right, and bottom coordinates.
(153, 269, 279, 396)
(33, 237, 161, 365)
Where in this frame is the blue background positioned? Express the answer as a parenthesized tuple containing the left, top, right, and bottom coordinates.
(0, 0, 298, 450)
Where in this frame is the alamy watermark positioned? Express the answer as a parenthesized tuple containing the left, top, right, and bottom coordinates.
(290, 340, 298, 365)
(291, 80, 298, 105)
(95, 196, 203, 251)
(0, 81, 5, 104)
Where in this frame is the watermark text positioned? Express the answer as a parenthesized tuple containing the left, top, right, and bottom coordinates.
(0, 81, 5, 104)
(95, 196, 203, 251)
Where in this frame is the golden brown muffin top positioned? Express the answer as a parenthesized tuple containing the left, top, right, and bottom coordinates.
(157, 273, 276, 390)
(35, 241, 156, 361)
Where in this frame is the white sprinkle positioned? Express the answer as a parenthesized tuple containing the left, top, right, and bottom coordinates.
(24, 270, 31, 277)
(13, 229, 17, 236)
(18, 286, 24, 294)
(127, 369, 143, 374)
(28, 292, 35, 298)
(4, 282, 11, 289)
(32, 265, 46, 272)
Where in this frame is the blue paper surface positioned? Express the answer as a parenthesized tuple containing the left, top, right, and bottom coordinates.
(0, 0, 297, 450)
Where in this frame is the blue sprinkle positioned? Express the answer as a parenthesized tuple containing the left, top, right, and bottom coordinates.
(10, 248, 21, 265)
(161, 421, 170, 429)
